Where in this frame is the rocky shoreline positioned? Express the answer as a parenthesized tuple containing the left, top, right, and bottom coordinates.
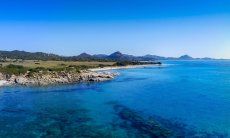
(0, 70, 118, 87)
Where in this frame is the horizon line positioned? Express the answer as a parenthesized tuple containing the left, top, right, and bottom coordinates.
(0, 49, 229, 60)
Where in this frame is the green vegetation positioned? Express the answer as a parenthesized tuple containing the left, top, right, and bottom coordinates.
(27, 65, 92, 75)
(0, 50, 114, 61)
(0, 64, 28, 75)
(0, 60, 115, 68)
(0, 64, 94, 76)
(0, 60, 114, 76)
(0, 59, 161, 76)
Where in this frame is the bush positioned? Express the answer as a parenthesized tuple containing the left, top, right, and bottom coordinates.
(0, 64, 28, 75)
(29, 67, 47, 73)
(98, 64, 106, 68)
(0, 63, 96, 76)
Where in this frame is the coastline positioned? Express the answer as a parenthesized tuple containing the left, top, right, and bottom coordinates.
(88, 64, 160, 71)
(0, 70, 118, 87)
(0, 64, 161, 87)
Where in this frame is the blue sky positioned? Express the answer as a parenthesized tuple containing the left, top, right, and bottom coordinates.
(0, 0, 229, 58)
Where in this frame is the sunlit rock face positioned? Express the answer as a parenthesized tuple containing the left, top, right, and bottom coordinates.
(0, 70, 118, 86)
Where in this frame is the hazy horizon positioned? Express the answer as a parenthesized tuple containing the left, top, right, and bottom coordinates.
(0, 0, 229, 59)
(1, 49, 229, 59)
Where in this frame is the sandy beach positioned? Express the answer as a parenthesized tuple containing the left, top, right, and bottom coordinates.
(88, 64, 161, 71)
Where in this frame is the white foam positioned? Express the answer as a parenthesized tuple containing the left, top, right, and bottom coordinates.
(0, 80, 9, 87)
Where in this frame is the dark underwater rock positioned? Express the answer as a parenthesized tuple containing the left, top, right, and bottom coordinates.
(112, 103, 229, 138)
(114, 104, 172, 138)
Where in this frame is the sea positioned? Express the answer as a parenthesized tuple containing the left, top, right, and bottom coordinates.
(0, 60, 230, 137)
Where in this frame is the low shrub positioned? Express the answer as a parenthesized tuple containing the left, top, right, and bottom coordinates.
(0, 64, 28, 75)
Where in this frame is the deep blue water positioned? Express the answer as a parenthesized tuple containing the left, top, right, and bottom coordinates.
(0, 60, 230, 137)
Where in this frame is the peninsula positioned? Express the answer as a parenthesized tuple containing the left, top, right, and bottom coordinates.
(0, 51, 161, 86)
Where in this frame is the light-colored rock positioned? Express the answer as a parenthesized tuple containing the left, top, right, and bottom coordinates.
(0, 80, 10, 86)
(9, 75, 17, 83)
(15, 77, 29, 85)
(0, 70, 118, 86)
(0, 73, 4, 80)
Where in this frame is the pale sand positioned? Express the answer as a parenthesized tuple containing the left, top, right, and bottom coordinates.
(88, 64, 161, 71)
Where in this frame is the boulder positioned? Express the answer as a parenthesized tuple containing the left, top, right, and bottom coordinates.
(9, 75, 17, 83)
(15, 77, 29, 85)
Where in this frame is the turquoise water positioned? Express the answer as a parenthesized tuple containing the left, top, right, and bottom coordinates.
(0, 60, 230, 137)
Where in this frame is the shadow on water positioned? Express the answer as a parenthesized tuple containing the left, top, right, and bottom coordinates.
(114, 77, 149, 83)
(107, 101, 228, 138)
(0, 106, 117, 137)
(1, 83, 104, 95)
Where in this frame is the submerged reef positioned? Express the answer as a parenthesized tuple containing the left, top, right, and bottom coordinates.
(0, 106, 116, 138)
(113, 104, 172, 137)
(0, 101, 228, 138)
(109, 102, 228, 138)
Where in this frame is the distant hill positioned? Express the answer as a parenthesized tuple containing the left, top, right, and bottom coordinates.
(0, 50, 61, 60)
(0, 50, 215, 61)
(77, 53, 92, 58)
(76, 53, 94, 60)
(108, 51, 123, 59)
(178, 55, 193, 60)
(141, 54, 167, 60)
(107, 51, 136, 61)
(93, 54, 108, 59)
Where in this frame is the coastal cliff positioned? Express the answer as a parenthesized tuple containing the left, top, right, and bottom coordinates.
(0, 70, 118, 86)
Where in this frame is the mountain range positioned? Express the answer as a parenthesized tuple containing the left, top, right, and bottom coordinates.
(0, 50, 215, 61)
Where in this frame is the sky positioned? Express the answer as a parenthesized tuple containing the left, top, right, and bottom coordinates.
(0, 0, 229, 58)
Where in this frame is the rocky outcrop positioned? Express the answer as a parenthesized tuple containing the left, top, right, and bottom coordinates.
(0, 70, 118, 86)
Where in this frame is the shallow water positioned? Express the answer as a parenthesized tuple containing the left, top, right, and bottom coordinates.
(0, 60, 230, 137)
